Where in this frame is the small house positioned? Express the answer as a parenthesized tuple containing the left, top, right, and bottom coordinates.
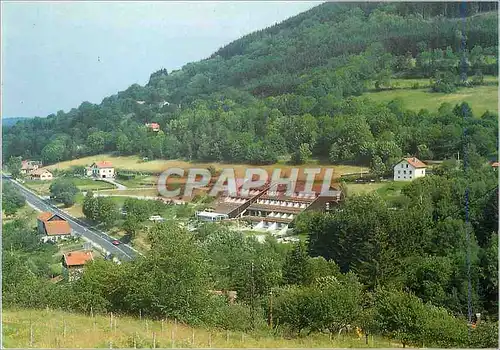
(29, 168, 53, 181)
(20, 160, 41, 175)
(145, 122, 160, 132)
(393, 157, 427, 181)
(62, 251, 94, 281)
(491, 162, 499, 168)
(37, 212, 72, 242)
(90, 161, 115, 179)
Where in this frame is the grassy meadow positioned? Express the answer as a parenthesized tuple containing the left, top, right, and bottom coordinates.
(46, 155, 368, 180)
(2, 309, 396, 348)
(365, 84, 498, 116)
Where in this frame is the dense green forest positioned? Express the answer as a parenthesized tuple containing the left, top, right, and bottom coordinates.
(3, 158, 498, 347)
(3, 2, 498, 169)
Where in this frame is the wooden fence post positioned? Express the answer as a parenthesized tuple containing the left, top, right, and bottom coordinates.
(29, 321, 34, 347)
(153, 332, 156, 349)
(171, 328, 175, 348)
(209, 332, 212, 348)
(63, 318, 66, 338)
(191, 329, 195, 345)
(110, 313, 113, 330)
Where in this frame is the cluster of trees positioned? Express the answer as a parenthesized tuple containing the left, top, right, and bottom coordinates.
(2, 159, 498, 347)
(2, 3, 497, 166)
(82, 191, 119, 228)
(2, 182, 26, 216)
(49, 179, 79, 207)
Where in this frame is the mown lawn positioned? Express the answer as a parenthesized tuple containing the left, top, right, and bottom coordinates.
(3, 308, 395, 348)
(365, 84, 498, 116)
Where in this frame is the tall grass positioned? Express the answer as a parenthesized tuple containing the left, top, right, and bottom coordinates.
(3, 308, 397, 348)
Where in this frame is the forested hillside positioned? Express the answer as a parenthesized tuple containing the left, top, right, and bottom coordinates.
(3, 2, 498, 170)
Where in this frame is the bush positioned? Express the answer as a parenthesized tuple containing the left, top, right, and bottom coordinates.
(470, 322, 499, 348)
(117, 173, 136, 181)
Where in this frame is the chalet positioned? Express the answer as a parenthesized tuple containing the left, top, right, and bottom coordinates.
(89, 161, 115, 179)
(29, 168, 53, 181)
(393, 157, 427, 181)
(62, 251, 94, 281)
(145, 122, 160, 132)
(20, 160, 41, 175)
(37, 212, 72, 242)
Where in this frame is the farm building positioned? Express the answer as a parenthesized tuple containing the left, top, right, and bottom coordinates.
(37, 212, 72, 242)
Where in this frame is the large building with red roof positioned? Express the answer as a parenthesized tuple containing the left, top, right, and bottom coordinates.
(88, 161, 115, 179)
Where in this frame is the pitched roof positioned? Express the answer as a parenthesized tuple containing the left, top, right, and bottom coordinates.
(30, 168, 52, 176)
(63, 251, 93, 267)
(21, 160, 40, 170)
(37, 212, 54, 222)
(44, 220, 72, 236)
(491, 162, 499, 167)
(92, 161, 113, 168)
(403, 157, 427, 168)
(146, 122, 160, 128)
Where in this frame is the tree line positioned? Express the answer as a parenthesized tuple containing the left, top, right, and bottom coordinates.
(2, 2, 497, 166)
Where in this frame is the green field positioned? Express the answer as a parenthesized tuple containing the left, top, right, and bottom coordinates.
(23, 178, 115, 196)
(346, 181, 409, 200)
(3, 309, 394, 348)
(365, 84, 498, 116)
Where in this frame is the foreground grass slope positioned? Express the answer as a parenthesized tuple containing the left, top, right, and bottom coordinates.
(3, 309, 395, 348)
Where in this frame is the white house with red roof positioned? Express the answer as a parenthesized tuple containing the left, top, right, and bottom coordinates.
(145, 122, 160, 132)
(89, 161, 115, 179)
(393, 157, 427, 181)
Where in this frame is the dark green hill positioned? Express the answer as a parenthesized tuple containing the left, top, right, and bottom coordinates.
(3, 2, 498, 168)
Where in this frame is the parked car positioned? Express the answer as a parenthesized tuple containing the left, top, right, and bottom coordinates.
(112, 240, 121, 246)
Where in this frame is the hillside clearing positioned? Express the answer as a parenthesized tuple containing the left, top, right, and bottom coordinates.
(365, 84, 498, 116)
(2, 308, 395, 348)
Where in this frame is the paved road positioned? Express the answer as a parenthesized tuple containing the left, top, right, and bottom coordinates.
(4, 176, 138, 262)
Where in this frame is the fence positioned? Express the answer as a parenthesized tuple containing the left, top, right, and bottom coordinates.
(12, 309, 378, 348)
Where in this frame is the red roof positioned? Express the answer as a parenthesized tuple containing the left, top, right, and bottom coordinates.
(63, 251, 93, 267)
(37, 212, 54, 222)
(45, 221, 72, 236)
(93, 161, 113, 168)
(146, 122, 160, 129)
(403, 157, 427, 168)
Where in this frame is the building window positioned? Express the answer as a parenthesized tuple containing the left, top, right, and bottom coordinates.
(409, 170, 412, 174)
(403, 170, 406, 174)
(406, 164, 408, 168)
(398, 170, 401, 174)
(398, 176, 400, 179)
(404, 176, 406, 179)
(409, 176, 412, 179)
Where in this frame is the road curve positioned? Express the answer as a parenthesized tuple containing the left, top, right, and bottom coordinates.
(4, 176, 139, 262)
